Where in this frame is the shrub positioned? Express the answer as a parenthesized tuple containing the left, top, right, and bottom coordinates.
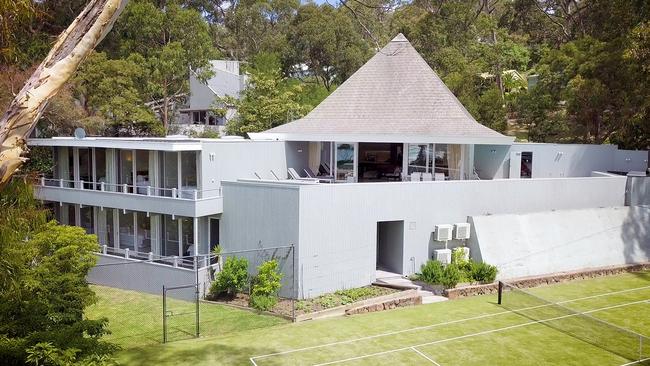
(441, 264, 462, 289)
(470, 262, 498, 283)
(250, 260, 283, 311)
(419, 260, 445, 284)
(209, 256, 249, 298)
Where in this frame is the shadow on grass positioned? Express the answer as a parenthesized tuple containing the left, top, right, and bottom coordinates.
(118, 340, 280, 366)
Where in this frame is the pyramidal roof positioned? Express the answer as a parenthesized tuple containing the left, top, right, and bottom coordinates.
(250, 34, 513, 144)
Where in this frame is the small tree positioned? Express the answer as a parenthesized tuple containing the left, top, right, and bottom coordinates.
(209, 256, 248, 298)
(249, 259, 283, 311)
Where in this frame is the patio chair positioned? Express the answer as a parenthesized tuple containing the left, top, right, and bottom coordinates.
(305, 168, 334, 183)
(411, 172, 422, 182)
(434, 173, 446, 181)
(288, 168, 319, 182)
(422, 173, 433, 181)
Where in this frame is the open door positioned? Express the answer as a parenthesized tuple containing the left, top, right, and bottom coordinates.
(509, 151, 522, 179)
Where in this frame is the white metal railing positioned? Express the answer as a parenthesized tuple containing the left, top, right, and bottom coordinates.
(37, 177, 222, 200)
(100, 245, 211, 269)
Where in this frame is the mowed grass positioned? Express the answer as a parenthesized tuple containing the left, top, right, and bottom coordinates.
(112, 271, 650, 366)
(86, 285, 287, 347)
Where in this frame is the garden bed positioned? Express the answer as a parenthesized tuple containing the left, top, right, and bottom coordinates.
(207, 286, 401, 319)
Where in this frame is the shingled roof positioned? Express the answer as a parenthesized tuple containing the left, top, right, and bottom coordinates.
(249, 34, 513, 144)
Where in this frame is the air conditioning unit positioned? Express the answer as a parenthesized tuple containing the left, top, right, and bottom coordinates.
(454, 223, 471, 240)
(434, 249, 452, 264)
(434, 224, 453, 241)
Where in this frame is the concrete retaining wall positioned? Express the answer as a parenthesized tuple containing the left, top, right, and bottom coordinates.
(468, 206, 650, 280)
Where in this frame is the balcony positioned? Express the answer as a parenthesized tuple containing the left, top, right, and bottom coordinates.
(34, 178, 223, 217)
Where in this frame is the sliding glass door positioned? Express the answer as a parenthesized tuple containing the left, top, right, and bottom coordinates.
(335, 143, 356, 181)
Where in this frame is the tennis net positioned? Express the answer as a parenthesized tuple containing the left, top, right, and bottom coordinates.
(497, 281, 649, 362)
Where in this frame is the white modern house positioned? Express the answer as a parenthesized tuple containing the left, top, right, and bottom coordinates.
(29, 35, 649, 298)
(175, 60, 247, 136)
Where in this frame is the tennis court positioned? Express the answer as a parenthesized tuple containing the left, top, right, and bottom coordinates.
(249, 272, 650, 366)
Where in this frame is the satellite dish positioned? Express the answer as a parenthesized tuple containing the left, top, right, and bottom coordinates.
(74, 127, 86, 139)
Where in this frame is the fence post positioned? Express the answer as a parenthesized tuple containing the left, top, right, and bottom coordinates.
(148, 252, 154, 261)
(162, 285, 167, 343)
(172, 188, 177, 198)
(102, 245, 107, 254)
(125, 248, 130, 259)
(498, 281, 503, 305)
(173, 256, 178, 268)
(40, 177, 45, 186)
(195, 256, 200, 338)
(292, 244, 296, 321)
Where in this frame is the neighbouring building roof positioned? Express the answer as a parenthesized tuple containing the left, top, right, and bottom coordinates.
(250, 34, 514, 145)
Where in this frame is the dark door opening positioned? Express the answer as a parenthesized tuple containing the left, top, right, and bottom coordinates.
(358, 143, 403, 182)
(520, 151, 533, 178)
(376, 221, 404, 274)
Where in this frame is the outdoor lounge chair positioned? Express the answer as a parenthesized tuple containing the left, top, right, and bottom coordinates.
(422, 173, 433, 181)
(305, 167, 334, 183)
(288, 168, 319, 182)
(410, 172, 422, 181)
(434, 173, 446, 181)
(270, 170, 281, 180)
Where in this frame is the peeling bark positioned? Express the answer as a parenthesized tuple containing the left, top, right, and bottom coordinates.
(0, 0, 129, 188)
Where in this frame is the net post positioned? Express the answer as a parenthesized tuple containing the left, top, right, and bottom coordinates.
(162, 285, 167, 343)
(497, 281, 503, 305)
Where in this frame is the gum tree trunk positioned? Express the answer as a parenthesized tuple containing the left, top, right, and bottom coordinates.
(0, 0, 129, 188)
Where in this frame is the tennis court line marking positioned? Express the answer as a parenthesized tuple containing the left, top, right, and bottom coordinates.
(311, 299, 649, 366)
(620, 357, 650, 365)
(411, 347, 442, 365)
(250, 284, 650, 363)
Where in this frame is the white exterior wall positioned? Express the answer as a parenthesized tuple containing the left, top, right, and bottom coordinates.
(222, 176, 627, 298)
(468, 206, 650, 279)
(475, 143, 647, 179)
(199, 140, 288, 192)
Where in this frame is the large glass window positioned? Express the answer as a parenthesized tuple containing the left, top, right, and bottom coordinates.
(80, 206, 94, 234)
(336, 143, 355, 181)
(118, 150, 134, 192)
(180, 151, 197, 189)
(435, 144, 463, 180)
(136, 212, 151, 253)
(162, 215, 179, 256)
(95, 148, 107, 190)
(66, 204, 76, 226)
(408, 144, 428, 174)
(135, 150, 150, 194)
(161, 152, 178, 197)
(98, 208, 114, 247)
(78, 148, 93, 189)
(118, 210, 135, 251)
(182, 218, 195, 257)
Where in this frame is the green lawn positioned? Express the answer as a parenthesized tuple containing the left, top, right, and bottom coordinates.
(107, 272, 650, 365)
(86, 285, 287, 347)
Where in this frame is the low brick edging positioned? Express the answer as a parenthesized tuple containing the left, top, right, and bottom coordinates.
(444, 262, 650, 300)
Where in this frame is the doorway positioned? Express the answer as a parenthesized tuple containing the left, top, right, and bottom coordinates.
(376, 221, 404, 274)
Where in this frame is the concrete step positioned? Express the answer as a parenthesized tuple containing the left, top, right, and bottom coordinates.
(419, 291, 448, 304)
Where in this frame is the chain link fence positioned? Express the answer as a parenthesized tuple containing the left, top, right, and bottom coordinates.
(86, 245, 296, 348)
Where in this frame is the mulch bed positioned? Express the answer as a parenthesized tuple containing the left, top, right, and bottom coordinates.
(208, 285, 401, 318)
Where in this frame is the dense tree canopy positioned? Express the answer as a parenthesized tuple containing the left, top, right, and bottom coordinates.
(0, 0, 648, 149)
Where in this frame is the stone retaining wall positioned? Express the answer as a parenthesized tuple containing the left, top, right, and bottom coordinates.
(345, 294, 422, 315)
(445, 262, 650, 300)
